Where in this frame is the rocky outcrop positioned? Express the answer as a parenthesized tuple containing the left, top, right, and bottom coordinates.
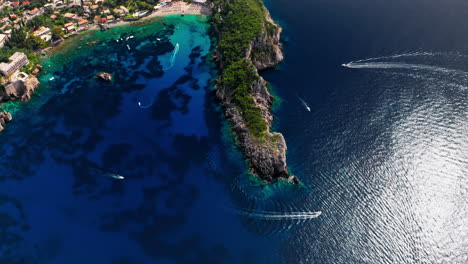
(3, 76, 40, 103)
(213, 2, 298, 184)
(0, 110, 13, 132)
(96, 72, 112, 82)
(0, 76, 40, 132)
(32, 65, 43, 76)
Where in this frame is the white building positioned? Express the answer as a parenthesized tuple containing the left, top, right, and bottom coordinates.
(0, 52, 29, 76)
(33, 26, 50, 37)
(26, 7, 44, 20)
(0, 34, 8, 48)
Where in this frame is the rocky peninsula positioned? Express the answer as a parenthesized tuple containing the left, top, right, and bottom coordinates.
(212, 0, 297, 183)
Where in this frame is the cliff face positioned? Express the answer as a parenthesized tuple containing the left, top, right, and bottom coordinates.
(213, 0, 298, 184)
(247, 10, 284, 70)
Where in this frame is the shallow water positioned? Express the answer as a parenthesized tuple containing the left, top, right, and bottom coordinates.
(1, 1, 467, 263)
(0, 15, 303, 264)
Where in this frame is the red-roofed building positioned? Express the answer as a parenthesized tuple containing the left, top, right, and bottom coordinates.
(12, 1, 19, 6)
(100, 17, 107, 23)
(22, 1, 30, 6)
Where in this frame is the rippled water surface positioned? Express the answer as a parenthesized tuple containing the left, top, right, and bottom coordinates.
(1, 1, 468, 263)
(263, 0, 468, 263)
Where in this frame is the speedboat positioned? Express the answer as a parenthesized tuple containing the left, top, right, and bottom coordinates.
(110, 174, 124, 180)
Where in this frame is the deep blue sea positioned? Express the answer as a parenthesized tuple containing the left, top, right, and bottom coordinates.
(1, 0, 468, 263)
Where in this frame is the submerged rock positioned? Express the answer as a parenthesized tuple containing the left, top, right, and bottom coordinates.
(96, 72, 112, 82)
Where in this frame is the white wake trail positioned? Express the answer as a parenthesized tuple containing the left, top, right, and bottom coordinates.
(236, 209, 322, 220)
(353, 51, 440, 63)
(138, 99, 154, 109)
(297, 96, 311, 112)
(165, 43, 180, 70)
(342, 62, 467, 75)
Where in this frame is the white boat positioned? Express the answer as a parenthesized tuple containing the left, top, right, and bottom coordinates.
(49, 77, 55, 81)
(109, 174, 124, 180)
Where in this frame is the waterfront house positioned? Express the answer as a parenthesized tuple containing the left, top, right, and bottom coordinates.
(64, 22, 76, 32)
(106, 15, 114, 22)
(0, 52, 29, 76)
(78, 19, 88, 27)
(33, 26, 50, 37)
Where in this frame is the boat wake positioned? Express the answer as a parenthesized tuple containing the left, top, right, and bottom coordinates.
(137, 99, 154, 109)
(297, 96, 311, 112)
(235, 208, 322, 220)
(351, 51, 443, 63)
(165, 43, 180, 70)
(341, 61, 467, 75)
(90, 168, 124, 180)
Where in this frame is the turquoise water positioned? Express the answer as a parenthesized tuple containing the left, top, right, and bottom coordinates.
(4, 1, 466, 262)
(0, 15, 301, 263)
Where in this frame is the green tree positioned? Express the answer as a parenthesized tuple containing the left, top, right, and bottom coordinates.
(51, 26, 63, 41)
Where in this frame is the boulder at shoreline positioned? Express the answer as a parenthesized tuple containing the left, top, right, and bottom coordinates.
(0, 110, 13, 132)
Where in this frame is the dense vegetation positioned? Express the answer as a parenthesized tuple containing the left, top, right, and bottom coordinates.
(213, 0, 272, 138)
(220, 59, 267, 137)
(0, 28, 43, 67)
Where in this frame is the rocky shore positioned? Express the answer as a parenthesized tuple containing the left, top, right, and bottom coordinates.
(212, 1, 298, 184)
(0, 67, 41, 132)
(0, 110, 12, 132)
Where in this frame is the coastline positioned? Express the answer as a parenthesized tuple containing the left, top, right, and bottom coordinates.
(1, 1, 294, 186)
(43, 3, 212, 54)
(212, 1, 296, 183)
(109, 3, 212, 29)
(0, 4, 211, 129)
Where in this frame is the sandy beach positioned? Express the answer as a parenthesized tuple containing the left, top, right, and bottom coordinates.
(42, 2, 212, 54)
(109, 2, 212, 28)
